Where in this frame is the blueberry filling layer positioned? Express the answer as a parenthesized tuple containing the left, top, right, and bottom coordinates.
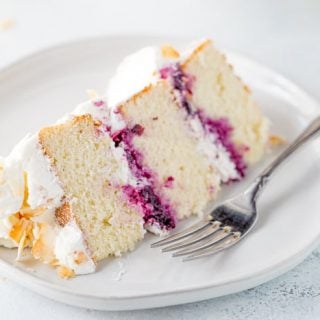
(111, 124, 176, 230)
(196, 112, 247, 179)
(160, 63, 247, 180)
(122, 185, 176, 230)
(160, 65, 194, 115)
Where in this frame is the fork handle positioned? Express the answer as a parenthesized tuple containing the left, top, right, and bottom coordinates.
(252, 115, 320, 202)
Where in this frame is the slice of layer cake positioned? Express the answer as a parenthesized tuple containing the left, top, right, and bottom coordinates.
(0, 39, 269, 277)
(0, 110, 145, 276)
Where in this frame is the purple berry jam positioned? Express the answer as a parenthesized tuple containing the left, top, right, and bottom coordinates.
(122, 185, 176, 229)
(93, 100, 105, 107)
(160, 63, 247, 180)
(111, 124, 176, 230)
(164, 176, 174, 188)
(111, 126, 151, 181)
(131, 124, 144, 136)
(197, 111, 247, 179)
(159, 64, 194, 115)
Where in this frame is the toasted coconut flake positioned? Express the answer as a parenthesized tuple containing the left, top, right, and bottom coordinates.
(161, 45, 180, 59)
(5, 172, 54, 260)
(10, 218, 34, 259)
(10, 218, 32, 243)
(74, 251, 88, 265)
(22, 172, 29, 208)
(269, 134, 286, 146)
(55, 203, 73, 227)
(57, 266, 75, 279)
(31, 223, 56, 264)
(16, 230, 27, 260)
(20, 206, 45, 218)
(8, 214, 19, 226)
(50, 259, 60, 267)
(86, 89, 99, 100)
(0, 19, 15, 31)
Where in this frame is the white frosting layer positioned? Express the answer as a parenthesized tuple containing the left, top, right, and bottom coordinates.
(22, 135, 64, 209)
(54, 220, 96, 275)
(189, 116, 239, 182)
(145, 223, 169, 237)
(108, 145, 138, 186)
(107, 47, 166, 107)
(73, 99, 108, 122)
(0, 217, 16, 248)
(31, 217, 96, 275)
(0, 156, 24, 218)
(73, 98, 126, 132)
(0, 134, 64, 220)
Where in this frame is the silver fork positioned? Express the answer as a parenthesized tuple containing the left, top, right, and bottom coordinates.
(151, 115, 320, 261)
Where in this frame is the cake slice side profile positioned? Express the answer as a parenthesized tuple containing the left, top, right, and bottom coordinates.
(39, 114, 145, 263)
(180, 39, 269, 165)
(0, 109, 146, 277)
(0, 39, 270, 278)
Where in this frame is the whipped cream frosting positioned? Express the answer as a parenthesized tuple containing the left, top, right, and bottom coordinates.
(107, 47, 172, 107)
(0, 134, 64, 219)
(189, 117, 239, 181)
(0, 217, 16, 248)
(106, 40, 207, 108)
(54, 220, 96, 274)
(0, 156, 24, 218)
(0, 133, 95, 275)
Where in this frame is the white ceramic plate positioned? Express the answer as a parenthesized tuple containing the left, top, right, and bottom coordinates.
(0, 36, 320, 311)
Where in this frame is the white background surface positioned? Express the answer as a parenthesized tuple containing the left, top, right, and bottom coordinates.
(0, 0, 320, 319)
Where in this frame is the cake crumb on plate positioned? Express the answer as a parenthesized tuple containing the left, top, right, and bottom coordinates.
(0, 19, 15, 31)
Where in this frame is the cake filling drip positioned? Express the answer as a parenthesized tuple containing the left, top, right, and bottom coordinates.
(110, 124, 176, 231)
(160, 64, 247, 181)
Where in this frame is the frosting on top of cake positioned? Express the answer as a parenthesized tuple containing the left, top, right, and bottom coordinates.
(106, 40, 208, 108)
(0, 134, 64, 218)
(107, 46, 171, 107)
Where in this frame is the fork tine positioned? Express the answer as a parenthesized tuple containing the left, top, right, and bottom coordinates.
(172, 227, 232, 257)
(151, 220, 211, 248)
(183, 232, 241, 261)
(162, 222, 221, 252)
(170, 230, 225, 256)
